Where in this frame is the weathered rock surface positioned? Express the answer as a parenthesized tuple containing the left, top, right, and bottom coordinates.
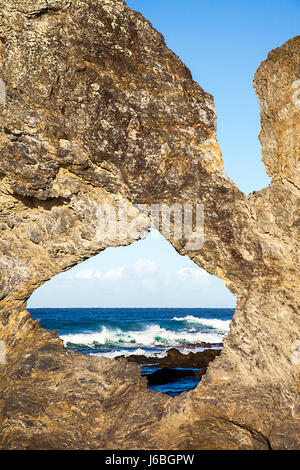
(0, 0, 299, 449)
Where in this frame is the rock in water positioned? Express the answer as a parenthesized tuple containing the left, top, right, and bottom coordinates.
(0, 0, 299, 450)
(118, 348, 222, 368)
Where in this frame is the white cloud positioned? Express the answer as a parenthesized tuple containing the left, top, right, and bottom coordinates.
(63, 260, 209, 301)
(102, 265, 127, 281)
(73, 268, 101, 280)
(133, 259, 158, 276)
(176, 267, 209, 285)
(70, 265, 126, 281)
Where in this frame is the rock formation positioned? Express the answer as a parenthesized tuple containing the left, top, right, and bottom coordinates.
(0, 0, 299, 449)
(117, 347, 222, 368)
(117, 348, 221, 391)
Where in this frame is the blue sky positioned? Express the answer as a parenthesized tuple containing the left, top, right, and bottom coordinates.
(28, 0, 300, 308)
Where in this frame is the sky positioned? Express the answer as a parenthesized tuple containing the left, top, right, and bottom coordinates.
(27, 0, 300, 309)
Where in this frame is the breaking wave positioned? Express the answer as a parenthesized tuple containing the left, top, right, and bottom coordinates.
(61, 323, 224, 349)
(172, 315, 230, 332)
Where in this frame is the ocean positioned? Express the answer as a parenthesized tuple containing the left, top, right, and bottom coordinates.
(29, 307, 234, 396)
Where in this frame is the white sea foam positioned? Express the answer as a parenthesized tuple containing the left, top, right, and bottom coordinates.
(91, 348, 170, 360)
(61, 324, 223, 348)
(90, 346, 215, 360)
(172, 315, 231, 332)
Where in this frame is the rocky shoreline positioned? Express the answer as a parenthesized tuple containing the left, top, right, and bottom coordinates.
(116, 347, 222, 387)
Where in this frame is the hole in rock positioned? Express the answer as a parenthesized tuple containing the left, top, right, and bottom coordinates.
(28, 230, 236, 396)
